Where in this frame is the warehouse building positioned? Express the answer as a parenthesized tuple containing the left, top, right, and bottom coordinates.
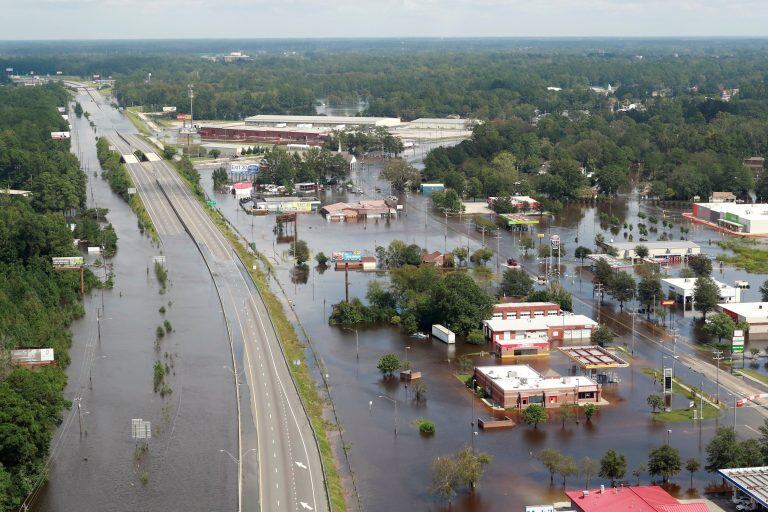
(244, 114, 401, 129)
(718, 302, 768, 339)
(407, 118, 476, 130)
(662, 277, 741, 309)
(473, 365, 601, 409)
(688, 202, 768, 236)
(198, 123, 327, 145)
(606, 240, 700, 262)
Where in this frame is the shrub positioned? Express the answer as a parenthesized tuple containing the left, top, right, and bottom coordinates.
(466, 330, 485, 345)
(417, 418, 436, 435)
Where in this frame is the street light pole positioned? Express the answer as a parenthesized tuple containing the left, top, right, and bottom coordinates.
(378, 394, 398, 437)
(666, 429, 672, 446)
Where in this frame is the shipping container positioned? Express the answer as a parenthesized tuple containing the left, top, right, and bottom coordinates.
(431, 324, 456, 344)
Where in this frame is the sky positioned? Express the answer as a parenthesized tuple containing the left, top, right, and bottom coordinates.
(1, 0, 767, 40)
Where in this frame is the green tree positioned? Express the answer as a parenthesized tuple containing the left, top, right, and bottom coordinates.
(381, 158, 420, 192)
(212, 167, 229, 190)
(539, 448, 563, 485)
(452, 247, 469, 266)
(705, 427, 739, 472)
(647, 393, 665, 413)
(608, 271, 636, 311)
(694, 276, 721, 319)
(290, 240, 310, 266)
(580, 456, 599, 489)
(599, 449, 627, 486)
(556, 455, 578, 487)
(74, 101, 83, 117)
(574, 246, 592, 265)
(637, 275, 663, 319)
(209, 149, 221, 159)
(685, 458, 700, 488)
(634, 244, 649, 259)
(377, 354, 401, 376)
(455, 445, 492, 491)
(702, 312, 736, 342)
(430, 455, 459, 503)
(466, 330, 485, 345)
(162, 146, 177, 160)
(583, 403, 598, 421)
(632, 464, 646, 486)
(688, 255, 713, 277)
(648, 444, 681, 483)
(470, 248, 494, 266)
(761, 279, 768, 302)
(315, 251, 329, 266)
(500, 268, 533, 297)
(591, 324, 615, 347)
(558, 403, 577, 428)
(520, 236, 535, 256)
(522, 404, 548, 429)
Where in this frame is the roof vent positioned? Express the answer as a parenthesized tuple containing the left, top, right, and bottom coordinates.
(600, 484, 605, 494)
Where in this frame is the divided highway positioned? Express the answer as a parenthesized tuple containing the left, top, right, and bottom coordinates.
(104, 123, 327, 511)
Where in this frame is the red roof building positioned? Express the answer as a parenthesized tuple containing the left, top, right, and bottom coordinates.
(566, 486, 709, 512)
(421, 251, 444, 267)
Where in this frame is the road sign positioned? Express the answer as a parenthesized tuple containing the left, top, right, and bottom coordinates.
(206, 200, 217, 206)
(127, 187, 137, 195)
(550, 234, 560, 250)
(131, 419, 152, 439)
(537, 233, 545, 238)
(660, 299, 675, 306)
(663, 367, 673, 394)
(153, 255, 166, 265)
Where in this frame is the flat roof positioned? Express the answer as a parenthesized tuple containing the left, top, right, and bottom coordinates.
(494, 302, 559, 309)
(607, 240, 700, 250)
(483, 314, 597, 332)
(558, 345, 629, 369)
(719, 467, 768, 507)
(718, 302, 768, 321)
(244, 114, 400, 126)
(199, 122, 330, 134)
(410, 117, 473, 124)
(498, 213, 539, 225)
(257, 196, 319, 203)
(475, 365, 596, 392)
(696, 202, 768, 221)
(662, 277, 734, 292)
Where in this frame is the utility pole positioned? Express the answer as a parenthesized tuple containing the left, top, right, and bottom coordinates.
(713, 349, 724, 404)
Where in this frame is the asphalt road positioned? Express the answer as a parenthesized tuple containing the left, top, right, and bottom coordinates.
(79, 85, 327, 512)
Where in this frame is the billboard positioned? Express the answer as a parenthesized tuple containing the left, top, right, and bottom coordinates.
(230, 163, 260, 175)
(550, 234, 560, 250)
(52, 256, 84, 267)
(732, 329, 745, 354)
(162, 106, 177, 113)
(176, 114, 192, 121)
(50, 131, 70, 139)
(332, 250, 362, 262)
(281, 201, 312, 213)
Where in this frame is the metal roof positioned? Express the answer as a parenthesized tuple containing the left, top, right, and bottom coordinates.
(719, 467, 768, 507)
(558, 345, 629, 370)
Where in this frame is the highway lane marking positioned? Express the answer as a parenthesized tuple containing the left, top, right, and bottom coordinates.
(295, 461, 307, 469)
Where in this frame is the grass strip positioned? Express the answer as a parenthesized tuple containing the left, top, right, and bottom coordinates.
(717, 240, 768, 273)
(642, 368, 723, 422)
(125, 107, 153, 136)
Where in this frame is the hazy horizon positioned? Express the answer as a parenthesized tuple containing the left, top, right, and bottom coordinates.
(2, 0, 767, 40)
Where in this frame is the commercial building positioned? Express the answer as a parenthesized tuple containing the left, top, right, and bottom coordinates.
(493, 332, 551, 358)
(473, 365, 601, 409)
(662, 277, 741, 309)
(606, 240, 700, 262)
(487, 195, 541, 210)
(407, 118, 476, 130)
(244, 114, 401, 129)
(492, 302, 561, 320)
(251, 196, 320, 213)
(482, 314, 598, 344)
(719, 467, 768, 510)
(718, 302, 768, 338)
(585, 253, 634, 270)
(320, 199, 398, 222)
(198, 123, 327, 145)
(565, 486, 709, 512)
(687, 202, 768, 236)
(497, 213, 540, 231)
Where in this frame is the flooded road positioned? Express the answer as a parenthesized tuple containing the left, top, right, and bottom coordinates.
(31, 92, 237, 511)
(200, 160, 768, 511)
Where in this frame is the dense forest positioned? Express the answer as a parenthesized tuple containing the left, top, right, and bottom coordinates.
(0, 83, 98, 510)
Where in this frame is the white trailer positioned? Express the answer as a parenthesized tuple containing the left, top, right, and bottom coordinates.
(431, 324, 456, 344)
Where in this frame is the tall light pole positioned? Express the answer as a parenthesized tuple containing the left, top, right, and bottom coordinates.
(471, 377, 477, 450)
(343, 327, 359, 361)
(713, 349, 724, 404)
(220, 447, 256, 512)
(666, 429, 672, 446)
(378, 394, 398, 437)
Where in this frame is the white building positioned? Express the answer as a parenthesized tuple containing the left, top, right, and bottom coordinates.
(718, 302, 768, 338)
(482, 314, 598, 343)
(661, 277, 741, 310)
(606, 240, 700, 262)
(407, 118, 477, 130)
(690, 203, 768, 235)
(244, 114, 401, 129)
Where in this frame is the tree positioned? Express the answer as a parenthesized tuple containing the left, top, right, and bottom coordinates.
(452, 247, 469, 266)
(520, 236, 535, 256)
(574, 246, 592, 265)
(758, 418, 768, 461)
(591, 324, 615, 347)
(647, 394, 665, 413)
(290, 239, 310, 266)
(634, 244, 649, 259)
(600, 449, 627, 486)
(455, 445, 492, 491)
(705, 426, 739, 472)
(539, 448, 562, 485)
(558, 403, 577, 428)
(212, 167, 229, 191)
(430, 455, 459, 503)
(583, 403, 597, 421)
(315, 252, 329, 266)
(761, 279, 768, 302)
(694, 276, 721, 319)
(500, 268, 533, 297)
(470, 248, 493, 266)
(580, 456, 599, 489)
(377, 354, 401, 376)
(637, 275, 662, 319)
(556, 455, 578, 487)
(608, 271, 636, 311)
(430, 446, 491, 501)
(702, 312, 736, 342)
(522, 404, 547, 429)
(209, 149, 221, 159)
(688, 254, 713, 277)
(162, 146, 177, 160)
(74, 101, 83, 117)
(381, 158, 419, 192)
(632, 464, 646, 486)
(685, 458, 700, 488)
(466, 330, 485, 345)
(648, 444, 681, 483)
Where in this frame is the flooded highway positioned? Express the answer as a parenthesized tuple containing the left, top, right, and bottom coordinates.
(31, 91, 237, 511)
(199, 157, 768, 511)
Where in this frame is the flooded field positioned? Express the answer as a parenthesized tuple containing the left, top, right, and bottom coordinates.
(200, 161, 768, 511)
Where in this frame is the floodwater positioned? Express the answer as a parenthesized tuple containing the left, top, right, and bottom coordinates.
(200, 161, 768, 511)
(31, 93, 237, 511)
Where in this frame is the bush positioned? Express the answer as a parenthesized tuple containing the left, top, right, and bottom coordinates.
(466, 330, 486, 345)
(377, 354, 401, 376)
(417, 418, 436, 435)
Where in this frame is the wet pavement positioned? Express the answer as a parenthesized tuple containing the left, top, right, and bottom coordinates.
(31, 92, 236, 511)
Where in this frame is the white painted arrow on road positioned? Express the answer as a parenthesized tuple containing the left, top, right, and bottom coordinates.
(295, 461, 307, 469)
(299, 502, 313, 510)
